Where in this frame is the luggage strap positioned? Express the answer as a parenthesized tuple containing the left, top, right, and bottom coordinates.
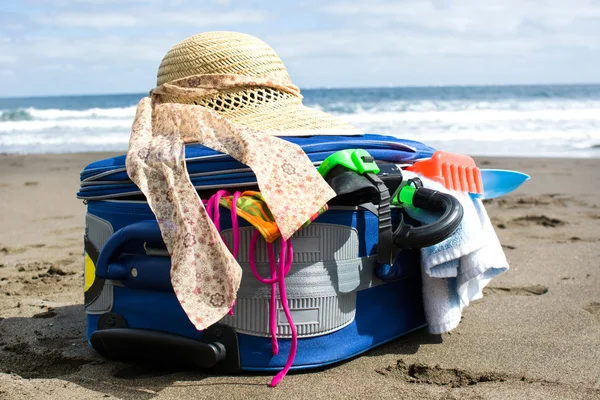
(318, 149, 395, 265)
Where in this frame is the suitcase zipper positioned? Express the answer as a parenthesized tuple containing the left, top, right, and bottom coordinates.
(81, 140, 418, 183)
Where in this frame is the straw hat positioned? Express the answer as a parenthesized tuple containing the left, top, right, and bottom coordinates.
(156, 31, 360, 135)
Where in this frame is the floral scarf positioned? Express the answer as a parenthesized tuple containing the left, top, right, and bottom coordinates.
(125, 73, 337, 330)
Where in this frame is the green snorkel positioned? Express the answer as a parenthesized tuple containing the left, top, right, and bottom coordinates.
(318, 148, 381, 176)
(391, 177, 464, 249)
(319, 149, 464, 253)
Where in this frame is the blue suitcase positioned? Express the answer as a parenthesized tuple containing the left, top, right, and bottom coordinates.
(77, 134, 446, 382)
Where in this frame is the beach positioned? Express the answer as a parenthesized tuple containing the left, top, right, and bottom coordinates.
(0, 153, 599, 399)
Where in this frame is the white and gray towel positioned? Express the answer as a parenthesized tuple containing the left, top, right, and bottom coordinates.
(400, 170, 509, 334)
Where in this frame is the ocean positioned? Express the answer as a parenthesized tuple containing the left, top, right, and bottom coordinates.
(1, 84, 599, 157)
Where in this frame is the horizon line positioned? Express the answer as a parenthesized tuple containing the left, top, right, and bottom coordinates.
(2, 81, 600, 101)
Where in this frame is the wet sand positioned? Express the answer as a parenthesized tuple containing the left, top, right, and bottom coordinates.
(1, 154, 599, 399)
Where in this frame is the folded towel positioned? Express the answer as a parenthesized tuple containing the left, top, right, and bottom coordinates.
(400, 170, 509, 334)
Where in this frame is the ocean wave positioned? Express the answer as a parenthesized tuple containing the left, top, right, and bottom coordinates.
(308, 99, 600, 115)
(1, 96, 600, 157)
(389, 129, 600, 143)
(334, 107, 600, 124)
(4, 99, 600, 122)
(571, 141, 600, 150)
(2, 101, 599, 125)
(0, 118, 133, 133)
(0, 106, 137, 122)
(0, 131, 129, 147)
(0, 109, 34, 121)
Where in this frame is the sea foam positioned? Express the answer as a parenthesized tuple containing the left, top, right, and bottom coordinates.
(1, 89, 600, 156)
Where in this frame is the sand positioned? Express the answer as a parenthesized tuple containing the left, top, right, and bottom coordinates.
(0, 153, 599, 399)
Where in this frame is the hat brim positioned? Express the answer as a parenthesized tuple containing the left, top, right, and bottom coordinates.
(229, 101, 363, 136)
(190, 89, 362, 136)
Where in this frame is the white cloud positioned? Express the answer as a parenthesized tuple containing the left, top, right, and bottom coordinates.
(32, 0, 161, 5)
(4, 35, 175, 63)
(2, 0, 599, 96)
(1, 1, 266, 93)
(156, 11, 265, 26)
(35, 13, 139, 29)
(33, 63, 75, 72)
(0, 55, 17, 65)
(269, 29, 548, 60)
(266, 0, 600, 62)
(322, 0, 600, 35)
(2, 23, 26, 32)
(34, 9, 266, 29)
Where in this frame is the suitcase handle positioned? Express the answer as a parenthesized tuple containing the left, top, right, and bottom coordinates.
(96, 220, 164, 279)
(90, 328, 226, 368)
(91, 315, 241, 373)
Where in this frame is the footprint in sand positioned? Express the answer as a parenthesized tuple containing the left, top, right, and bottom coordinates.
(492, 215, 566, 230)
(511, 215, 566, 228)
(554, 236, 600, 244)
(32, 309, 57, 319)
(376, 359, 508, 387)
(584, 302, 600, 321)
(38, 265, 76, 277)
(492, 194, 569, 209)
(12, 261, 54, 272)
(487, 193, 595, 210)
(483, 285, 549, 296)
(0, 246, 27, 255)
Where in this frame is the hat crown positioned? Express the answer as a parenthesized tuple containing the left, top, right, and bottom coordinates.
(157, 31, 289, 86)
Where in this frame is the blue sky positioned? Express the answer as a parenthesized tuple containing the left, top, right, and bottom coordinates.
(1, 0, 599, 97)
